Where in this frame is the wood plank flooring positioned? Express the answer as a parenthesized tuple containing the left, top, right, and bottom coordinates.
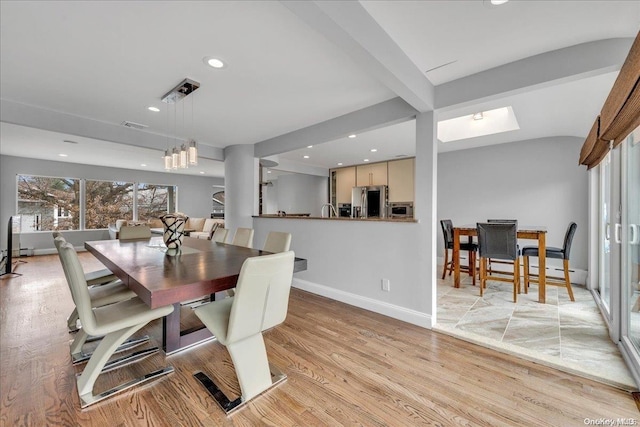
(1, 253, 638, 426)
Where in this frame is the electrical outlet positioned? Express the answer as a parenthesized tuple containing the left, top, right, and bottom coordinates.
(381, 278, 390, 292)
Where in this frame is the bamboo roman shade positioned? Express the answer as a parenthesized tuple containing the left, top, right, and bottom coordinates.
(580, 31, 640, 169)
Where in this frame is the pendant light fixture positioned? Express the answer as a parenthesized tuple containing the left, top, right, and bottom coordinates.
(160, 78, 200, 170)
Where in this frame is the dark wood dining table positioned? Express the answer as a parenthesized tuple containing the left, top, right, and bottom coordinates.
(452, 225, 548, 303)
(85, 236, 307, 353)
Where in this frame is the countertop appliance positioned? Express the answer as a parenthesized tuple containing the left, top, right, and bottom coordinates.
(351, 185, 388, 218)
(338, 203, 352, 218)
(389, 202, 413, 218)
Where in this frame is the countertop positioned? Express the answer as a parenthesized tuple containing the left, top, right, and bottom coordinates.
(254, 215, 417, 223)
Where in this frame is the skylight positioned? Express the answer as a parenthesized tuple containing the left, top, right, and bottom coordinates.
(437, 106, 520, 143)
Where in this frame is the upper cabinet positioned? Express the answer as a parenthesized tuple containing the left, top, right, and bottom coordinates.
(334, 166, 356, 204)
(356, 162, 388, 186)
(388, 158, 415, 202)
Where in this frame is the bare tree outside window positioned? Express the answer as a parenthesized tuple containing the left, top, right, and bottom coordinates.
(85, 180, 134, 229)
(17, 175, 80, 231)
(137, 183, 176, 221)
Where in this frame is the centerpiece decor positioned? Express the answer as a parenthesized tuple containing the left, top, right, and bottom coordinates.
(160, 212, 189, 249)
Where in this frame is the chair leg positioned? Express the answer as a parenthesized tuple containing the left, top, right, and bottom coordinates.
(564, 259, 575, 302)
(479, 257, 486, 297)
(67, 308, 79, 332)
(442, 248, 449, 280)
(227, 333, 274, 401)
(523, 256, 529, 294)
(76, 323, 171, 408)
(513, 258, 520, 303)
(470, 251, 476, 286)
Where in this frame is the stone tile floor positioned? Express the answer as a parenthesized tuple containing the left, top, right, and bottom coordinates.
(435, 272, 636, 390)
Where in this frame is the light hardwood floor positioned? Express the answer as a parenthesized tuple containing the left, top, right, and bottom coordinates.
(1, 253, 638, 426)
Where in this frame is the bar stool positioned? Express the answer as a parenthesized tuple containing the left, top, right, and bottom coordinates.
(523, 222, 577, 301)
(477, 222, 521, 302)
(440, 220, 477, 285)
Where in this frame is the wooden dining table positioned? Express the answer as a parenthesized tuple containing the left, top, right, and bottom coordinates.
(85, 236, 307, 353)
(452, 225, 548, 303)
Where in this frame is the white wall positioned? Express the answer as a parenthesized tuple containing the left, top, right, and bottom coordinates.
(253, 217, 431, 327)
(0, 155, 223, 252)
(274, 173, 328, 217)
(437, 137, 589, 270)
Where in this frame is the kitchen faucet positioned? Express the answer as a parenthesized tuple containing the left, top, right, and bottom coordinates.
(321, 203, 338, 218)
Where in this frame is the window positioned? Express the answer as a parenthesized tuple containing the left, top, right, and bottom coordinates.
(85, 180, 134, 229)
(17, 175, 80, 231)
(137, 183, 177, 221)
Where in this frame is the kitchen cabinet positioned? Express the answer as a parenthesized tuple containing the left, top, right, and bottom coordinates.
(356, 162, 388, 186)
(388, 158, 414, 202)
(334, 166, 356, 204)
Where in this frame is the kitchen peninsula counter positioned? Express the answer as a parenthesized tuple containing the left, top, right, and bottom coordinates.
(254, 215, 417, 223)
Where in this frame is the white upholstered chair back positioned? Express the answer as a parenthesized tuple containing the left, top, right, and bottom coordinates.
(226, 251, 294, 343)
(263, 231, 291, 253)
(231, 228, 254, 248)
(118, 225, 151, 241)
(56, 240, 97, 334)
(212, 227, 228, 243)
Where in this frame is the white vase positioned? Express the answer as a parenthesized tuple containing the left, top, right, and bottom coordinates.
(160, 213, 188, 249)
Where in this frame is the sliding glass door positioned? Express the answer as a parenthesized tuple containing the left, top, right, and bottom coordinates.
(599, 152, 613, 315)
(622, 127, 640, 372)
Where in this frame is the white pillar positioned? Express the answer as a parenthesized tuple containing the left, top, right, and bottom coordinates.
(224, 144, 259, 234)
(415, 111, 438, 326)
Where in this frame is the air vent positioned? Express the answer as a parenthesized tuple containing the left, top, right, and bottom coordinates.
(121, 121, 149, 130)
(395, 154, 408, 158)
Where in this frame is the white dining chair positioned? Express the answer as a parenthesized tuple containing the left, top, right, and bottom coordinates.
(57, 241, 174, 408)
(193, 251, 295, 414)
(231, 228, 254, 248)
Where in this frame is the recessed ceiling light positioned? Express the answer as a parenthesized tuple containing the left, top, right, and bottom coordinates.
(370, 148, 377, 152)
(58, 153, 68, 157)
(337, 162, 343, 166)
(491, 0, 509, 5)
(203, 57, 226, 69)
(473, 112, 484, 121)
(303, 155, 309, 159)
(199, 171, 205, 174)
(148, 106, 160, 112)
(348, 134, 357, 139)
(307, 145, 313, 148)
(141, 164, 147, 167)
(363, 159, 369, 162)
(63, 139, 78, 144)
(267, 170, 272, 174)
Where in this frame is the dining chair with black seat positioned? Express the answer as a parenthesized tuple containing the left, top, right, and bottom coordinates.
(57, 241, 175, 408)
(440, 220, 477, 286)
(193, 251, 295, 414)
(486, 219, 518, 274)
(477, 222, 521, 302)
(53, 236, 150, 364)
(523, 222, 577, 301)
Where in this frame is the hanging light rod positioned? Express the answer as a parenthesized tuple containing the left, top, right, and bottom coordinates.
(161, 78, 200, 104)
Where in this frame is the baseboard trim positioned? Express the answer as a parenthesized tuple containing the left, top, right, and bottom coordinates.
(292, 278, 433, 329)
(34, 247, 87, 256)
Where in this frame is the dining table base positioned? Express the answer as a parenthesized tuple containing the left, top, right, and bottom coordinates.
(163, 303, 216, 354)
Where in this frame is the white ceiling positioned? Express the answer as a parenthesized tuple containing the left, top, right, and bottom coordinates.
(1, 1, 638, 176)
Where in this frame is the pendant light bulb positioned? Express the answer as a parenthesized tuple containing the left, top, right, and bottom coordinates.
(188, 139, 198, 165)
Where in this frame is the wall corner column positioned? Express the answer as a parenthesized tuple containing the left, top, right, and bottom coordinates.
(415, 111, 438, 326)
(223, 144, 258, 234)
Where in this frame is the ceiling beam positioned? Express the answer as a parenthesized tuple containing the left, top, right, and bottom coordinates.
(254, 97, 417, 158)
(436, 38, 634, 111)
(282, 0, 434, 112)
(0, 99, 225, 161)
